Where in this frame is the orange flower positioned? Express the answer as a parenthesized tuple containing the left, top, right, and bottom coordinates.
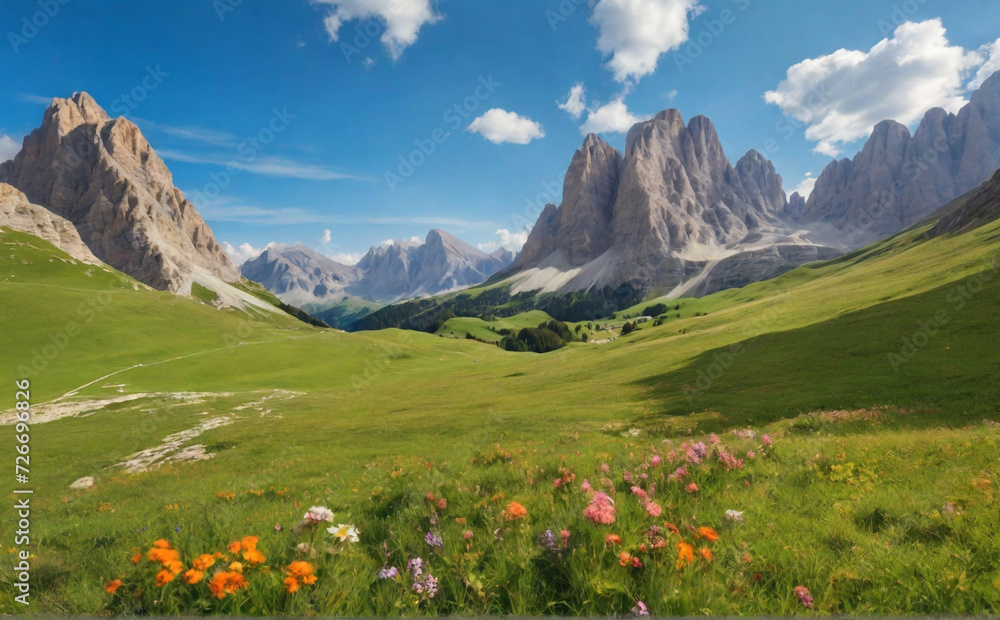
(664, 522, 680, 535)
(148, 547, 180, 566)
(284, 561, 317, 593)
(284, 576, 300, 594)
(699, 547, 714, 561)
(243, 549, 266, 566)
(619, 551, 633, 567)
(502, 501, 528, 520)
(192, 554, 216, 571)
(697, 527, 719, 542)
(183, 569, 204, 584)
(676, 542, 694, 569)
(455, 517, 466, 525)
(105, 579, 124, 594)
(287, 561, 315, 578)
(152, 539, 172, 549)
(229, 561, 244, 573)
(165, 560, 184, 574)
(155, 569, 176, 587)
(605, 534, 622, 547)
(130, 552, 142, 565)
(208, 571, 248, 599)
(240, 536, 259, 551)
(227, 541, 243, 554)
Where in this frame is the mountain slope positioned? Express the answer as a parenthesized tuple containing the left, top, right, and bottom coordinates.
(241, 243, 363, 308)
(926, 167, 1000, 237)
(795, 71, 1000, 246)
(0, 92, 239, 292)
(0, 183, 100, 265)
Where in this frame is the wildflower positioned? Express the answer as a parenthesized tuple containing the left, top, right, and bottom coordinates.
(155, 569, 175, 587)
(676, 542, 695, 569)
(623, 470, 634, 482)
(650, 455, 662, 467)
(437, 498, 447, 510)
(685, 483, 698, 494)
(581, 479, 593, 492)
(407, 557, 424, 577)
(192, 554, 215, 571)
(502, 501, 528, 521)
(600, 462, 610, 473)
(455, 517, 466, 525)
(632, 600, 650, 616)
(243, 548, 266, 565)
(539, 530, 560, 552)
(718, 450, 744, 471)
(153, 539, 171, 549)
(668, 467, 687, 481)
(560, 529, 571, 546)
(274, 524, 282, 532)
(619, 551, 633, 567)
(412, 574, 439, 599)
(105, 579, 124, 594)
(328, 524, 360, 543)
(645, 501, 662, 517)
(464, 530, 474, 540)
(424, 532, 443, 548)
(664, 522, 680, 535)
(709, 434, 720, 445)
(605, 534, 622, 547)
(283, 577, 300, 594)
(240, 536, 259, 550)
(227, 541, 242, 554)
(130, 552, 142, 565)
(283, 561, 317, 594)
(296, 542, 313, 555)
(303, 506, 334, 524)
(794, 585, 814, 608)
(747, 450, 756, 459)
(762, 434, 772, 446)
(209, 571, 248, 599)
(378, 566, 399, 579)
(725, 509, 745, 522)
(697, 526, 719, 542)
(183, 569, 204, 584)
(583, 492, 617, 525)
(630, 485, 648, 500)
(229, 562, 244, 573)
(699, 547, 714, 561)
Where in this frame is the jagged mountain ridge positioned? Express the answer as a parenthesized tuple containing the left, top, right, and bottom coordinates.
(241, 228, 516, 307)
(0, 93, 239, 293)
(793, 71, 1000, 247)
(497, 110, 837, 299)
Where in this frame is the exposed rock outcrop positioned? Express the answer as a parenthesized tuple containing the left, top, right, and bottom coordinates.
(0, 183, 101, 264)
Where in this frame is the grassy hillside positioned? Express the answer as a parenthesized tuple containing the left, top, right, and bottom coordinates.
(0, 219, 999, 615)
(435, 310, 556, 341)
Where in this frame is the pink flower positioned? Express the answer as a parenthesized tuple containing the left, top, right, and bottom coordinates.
(747, 450, 756, 459)
(583, 492, 617, 525)
(650, 455, 662, 467)
(630, 486, 647, 500)
(762, 434, 772, 446)
(709, 434, 721, 445)
(600, 462, 610, 473)
(686, 483, 699, 494)
(794, 585, 813, 608)
(581, 479, 593, 492)
(669, 467, 687, 481)
(645, 501, 662, 517)
(463, 530, 474, 540)
(623, 470, 634, 482)
(560, 529, 571, 546)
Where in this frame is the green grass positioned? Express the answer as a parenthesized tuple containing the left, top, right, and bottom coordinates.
(1, 219, 999, 615)
(435, 310, 555, 341)
(190, 282, 220, 305)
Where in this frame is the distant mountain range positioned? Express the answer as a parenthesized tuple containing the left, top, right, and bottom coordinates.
(240, 229, 515, 311)
(3, 74, 999, 328)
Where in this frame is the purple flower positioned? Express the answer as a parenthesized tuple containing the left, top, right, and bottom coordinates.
(538, 529, 560, 552)
(632, 600, 650, 616)
(425, 532, 443, 548)
(407, 557, 424, 577)
(412, 574, 439, 599)
(378, 566, 399, 579)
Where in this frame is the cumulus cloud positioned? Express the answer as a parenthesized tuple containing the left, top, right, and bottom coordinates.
(580, 98, 649, 135)
(969, 37, 1000, 90)
(789, 173, 817, 200)
(590, 0, 703, 83)
(312, 0, 441, 60)
(0, 134, 21, 163)
(329, 252, 363, 265)
(558, 83, 587, 119)
(321, 229, 332, 244)
(765, 20, 981, 157)
(222, 241, 274, 266)
(467, 109, 545, 145)
(478, 228, 530, 253)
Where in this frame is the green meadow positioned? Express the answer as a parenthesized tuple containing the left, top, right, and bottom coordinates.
(0, 219, 998, 615)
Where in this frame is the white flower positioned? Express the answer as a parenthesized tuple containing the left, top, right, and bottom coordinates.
(303, 506, 334, 523)
(328, 523, 359, 543)
(725, 509, 745, 522)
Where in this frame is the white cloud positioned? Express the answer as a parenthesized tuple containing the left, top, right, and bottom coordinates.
(789, 174, 817, 200)
(0, 135, 20, 163)
(362, 57, 376, 69)
(580, 98, 649, 135)
(969, 37, 1000, 90)
(222, 241, 274, 266)
(321, 229, 332, 244)
(590, 0, 703, 83)
(329, 252, 363, 265)
(765, 20, 981, 157)
(478, 228, 530, 253)
(664, 89, 678, 101)
(312, 0, 441, 60)
(558, 83, 587, 119)
(467, 109, 545, 145)
(159, 150, 369, 181)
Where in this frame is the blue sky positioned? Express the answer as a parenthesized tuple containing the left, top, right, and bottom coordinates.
(2, 0, 1000, 265)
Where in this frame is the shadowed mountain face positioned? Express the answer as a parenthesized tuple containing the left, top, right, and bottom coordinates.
(0, 93, 238, 292)
(498, 110, 838, 300)
(926, 168, 1000, 238)
(793, 71, 1000, 247)
(241, 229, 515, 307)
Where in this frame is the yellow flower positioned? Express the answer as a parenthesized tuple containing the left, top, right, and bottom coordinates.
(228, 561, 244, 573)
